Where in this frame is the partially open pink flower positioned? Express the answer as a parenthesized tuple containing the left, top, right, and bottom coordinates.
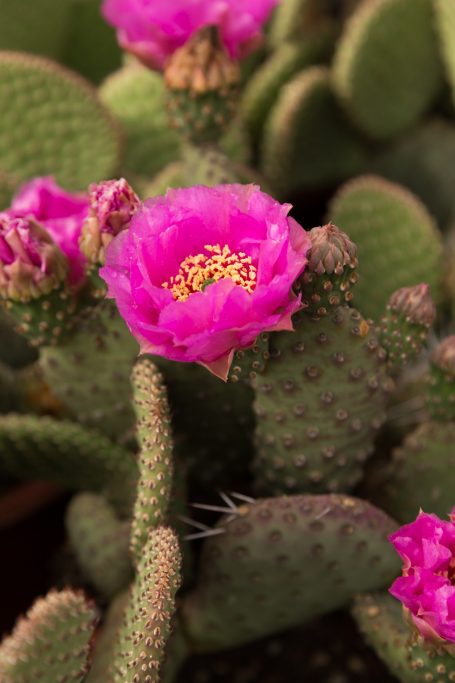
(5, 177, 88, 288)
(389, 509, 455, 647)
(101, 0, 279, 69)
(0, 216, 67, 301)
(100, 184, 310, 379)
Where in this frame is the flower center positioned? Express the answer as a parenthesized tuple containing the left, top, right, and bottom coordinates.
(162, 244, 257, 302)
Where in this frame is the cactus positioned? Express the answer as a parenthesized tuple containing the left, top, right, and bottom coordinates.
(181, 494, 399, 651)
(0, 413, 137, 514)
(376, 336, 455, 522)
(332, 0, 443, 139)
(0, 588, 98, 683)
(113, 526, 182, 683)
(39, 302, 138, 441)
(240, 31, 334, 139)
(353, 592, 455, 683)
(130, 359, 174, 566)
(66, 493, 133, 599)
(253, 306, 389, 495)
(328, 175, 443, 321)
(373, 119, 455, 230)
(0, 51, 121, 190)
(261, 67, 369, 197)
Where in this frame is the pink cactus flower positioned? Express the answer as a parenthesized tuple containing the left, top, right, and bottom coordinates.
(5, 177, 88, 288)
(389, 509, 455, 647)
(80, 178, 140, 265)
(0, 217, 68, 301)
(100, 184, 310, 379)
(101, 0, 279, 70)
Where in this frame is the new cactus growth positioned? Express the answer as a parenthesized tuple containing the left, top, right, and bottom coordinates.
(2, 3, 455, 682)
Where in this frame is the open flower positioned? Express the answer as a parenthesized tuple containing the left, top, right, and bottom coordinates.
(389, 509, 455, 649)
(100, 184, 310, 379)
(4, 177, 88, 288)
(101, 0, 279, 70)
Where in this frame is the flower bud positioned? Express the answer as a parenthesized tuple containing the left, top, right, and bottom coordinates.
(80, 178, 140, 267)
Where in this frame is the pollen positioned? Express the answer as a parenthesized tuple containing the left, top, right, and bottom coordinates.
(162, 244, 257, 301)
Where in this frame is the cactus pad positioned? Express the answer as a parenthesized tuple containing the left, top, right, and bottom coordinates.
(0, 51, 121, 190)
(253, 307, 388, 495)
(353, 592, 455, 683)
(182, 494, 399, 651)
(261, 67, 368, 196)
(66, 493, 133, 599)
(113, 526, 182, 683)
(0, 589, 98, 683)
(130, 359, 174, 566)
(0, 413, 137, 515)
(328, 176, 443, 321)
(332, 0, 442, 139)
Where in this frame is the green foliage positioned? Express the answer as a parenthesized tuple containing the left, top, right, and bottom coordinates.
(328, 175, 443, 321)
(0, 51, 121, 191)
(66, 493, 133, 599)
(182, 494, 399, 651)
(0, 589, 98, 683)
(332, 0, 443, 139)
(435, 0, 455, 108)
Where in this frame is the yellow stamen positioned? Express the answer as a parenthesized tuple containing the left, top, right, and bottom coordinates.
(162, 244, 257, 302)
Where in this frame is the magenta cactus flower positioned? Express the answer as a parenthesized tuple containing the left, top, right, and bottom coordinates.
(101, 0, 279, 70)
(389, 509, 455, 648)
(100, 184, 310, 379)
(5, 177, 88, 288)
(0, 217, 68, 302)
(80, 178, 140, 266)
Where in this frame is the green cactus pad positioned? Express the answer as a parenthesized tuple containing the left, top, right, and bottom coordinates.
(353, 592, 455, 683)
(332, 0, 443, 140)
(3, 284, 77, 348)
(0, 413, 137, 515)
(182, 494, 399, 651)
(228, 333, 270, 383)
(0, 169, 18, 210)
(435, 0, 455, 108)
(253, 307, 388, 495)
(143, 162, 187, 198)
(268, 0, 336, 46)
(40, 302, 138, 442)
(373, 119, 455, 230)
(240, 34, 334, 139)
(113, 526, 182, 683)
(100, 64, 248, 180)
(130, 359, 174, 567)
(328, 175, 443, 322)
(0, 51, 121, 190)
(0, 589, 98, 683)
(66, 493, 133, 599)
(378, 420, 455, 522)
(86, 591, 129, 683)
(261, 67, 368, 197)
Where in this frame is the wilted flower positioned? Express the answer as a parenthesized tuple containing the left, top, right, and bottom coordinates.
(389, 509, 455, 649)
(5, 177, 88, 288)
(101, 0, 279, 70)
(80, 178, 140, 266)
(0, 217, 67, 302)
(100, 184, 310, 379)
